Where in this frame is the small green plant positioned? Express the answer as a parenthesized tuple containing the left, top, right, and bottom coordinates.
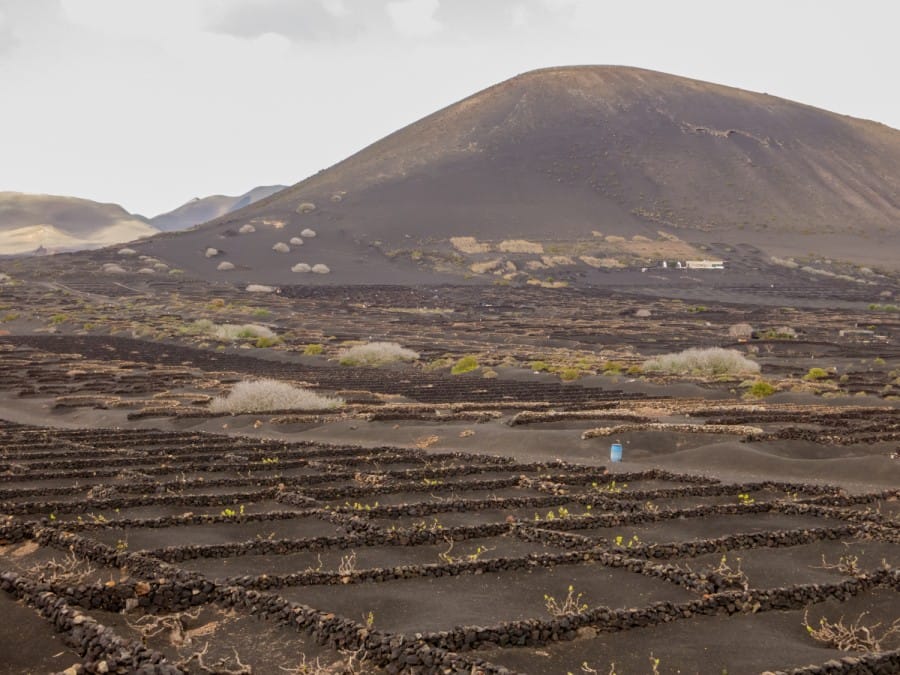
(363, 611, 375, 629)
(746, 380, 777, 398)
(804, 367, 830, 381)
(439, 538, 495, 564)
(602, 361, 625, 375)
(559, 367, 581, 381)
(344, 501, 379, 512)
(737, 493, 755, 505)
(260, 457, 280, 465)
(49, 313, 68, 325)
(530, 360, 550, 372)
(251, 308, 271, 318)
(422, 477, 443, 486)
(450, 355, 479, 375)
(115, 538, 129, 552)
(613, 534, 641, 548)
(593, 480, 627, 494)
(303, 343, 324, 356)
(221, 505, 246, 518)
(544, 585, 588, 617)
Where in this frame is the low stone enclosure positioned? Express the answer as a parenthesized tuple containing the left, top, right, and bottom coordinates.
(1, 420, 898, 674)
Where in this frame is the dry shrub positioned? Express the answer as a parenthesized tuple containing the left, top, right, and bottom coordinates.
(272, 242, 290, 253)
(292, 263, 312, 273)
(216, 261, 235, 271)
(204, 248, 219, 258)
(209, 379, 343, 413)
(803, 610, 900, 652)
(102, 263, 126, 274)
(338, 341, 419, 367)
(118, 247, 137, 256)
(643, 347, 760, 377)
(311, 264, 330, 274)
(238, 224, 256, 234)
(541, 255, 576, 267)
(728, 323, 754, 340)
(290, 237, 304, 246)
(470, 259, 502, 274)
(297, 202, 316, 213)
(301, 228, 317, 238)
(213, 323, 276, 341)
(450, 236, 492, 254)
(580, 256, 624, 269)
(498, 239, 544, 254)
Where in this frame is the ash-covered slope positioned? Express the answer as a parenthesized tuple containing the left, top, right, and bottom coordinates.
(132, 66, 900, 283)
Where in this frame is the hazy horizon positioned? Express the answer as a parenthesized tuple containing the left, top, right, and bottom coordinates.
(1, 0, 898, 216)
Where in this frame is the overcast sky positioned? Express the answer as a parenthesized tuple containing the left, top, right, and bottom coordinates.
(1, 0, 897, 217)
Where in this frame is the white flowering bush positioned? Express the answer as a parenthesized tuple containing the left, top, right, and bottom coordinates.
(210, 379, 343, 413)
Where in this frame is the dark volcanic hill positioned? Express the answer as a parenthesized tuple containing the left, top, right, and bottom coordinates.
(130, 66, 900, 284)
(150, 185, 287, 232)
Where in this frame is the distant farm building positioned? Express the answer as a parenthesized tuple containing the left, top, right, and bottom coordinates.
(685, 260, 726, 270)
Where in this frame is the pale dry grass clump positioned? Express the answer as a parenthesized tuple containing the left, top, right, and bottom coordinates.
(246, 284, 275, 293)
(292, 263, 312, 273)
(338, 341, 419, 367)
(118, 247, 137, 256)
(205, 247, 219, 258)
(580, 256, 624, 269)
(238, 224, 256, 234)
(450, 236, 492, 254)
(470, 259, 502, 274)
(272, 242, 290, 253)
(498, 239, 544, 254)
(213, 323, 276, 341)
(311, 264, 330, 274)
(209, 379, 343, 413)
(301, 228, 317, 238)
(541, 255, 576, 267)
(297, 202, 316, 213)
(102, 263, 126, 274)
(216, 261, 235, 271)
(643, 347, 760, 377)
(290, 237, 304, 246)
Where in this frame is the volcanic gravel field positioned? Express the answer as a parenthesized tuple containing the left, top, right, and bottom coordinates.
(0, 278, 899, 674)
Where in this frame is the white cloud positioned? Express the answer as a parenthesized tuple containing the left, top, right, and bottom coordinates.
(386, 0, 441, 37)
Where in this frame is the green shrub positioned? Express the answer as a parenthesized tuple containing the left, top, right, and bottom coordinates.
(559, 368, 581, 381)
(643, 348, 760, 377)
(746, 380, 777, 398)
(626, 365, 643, 376)
(303, 343, 324, 356)
(602, 361, 625, 375)
(338, 342, 420, 367)
(209, 379, 343, 414)
(255, 336, 281, 348)
(530, 360, 550, 372)
(451, 355, 479, 375)
(803, 367, 830, 381)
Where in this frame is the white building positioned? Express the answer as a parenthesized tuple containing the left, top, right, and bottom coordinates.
(685, 260, 725, 270)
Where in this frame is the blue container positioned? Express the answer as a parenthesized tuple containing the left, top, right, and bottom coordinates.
(610, 442, 623, 462)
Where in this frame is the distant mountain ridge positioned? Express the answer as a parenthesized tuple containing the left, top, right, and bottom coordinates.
(0, 192, 157, 255)
(150, 185, 287, 232)
(0, 185, 288, 255)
